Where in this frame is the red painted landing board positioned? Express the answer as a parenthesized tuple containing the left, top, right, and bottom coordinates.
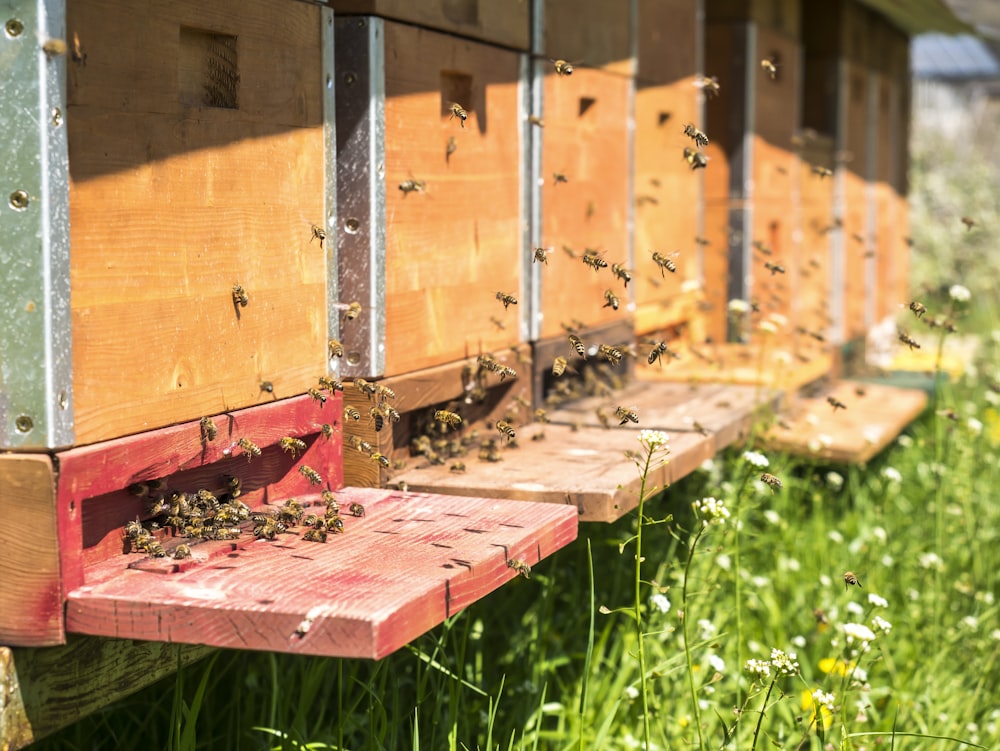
(65, 488, 577, 659)
(391, 423, 714, 523)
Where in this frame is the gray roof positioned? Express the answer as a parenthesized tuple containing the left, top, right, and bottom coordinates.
(912, 33, 1000, 79)
(856, 0, 970, 35)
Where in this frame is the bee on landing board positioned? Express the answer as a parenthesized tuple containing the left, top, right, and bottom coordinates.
(507, 559, 532, 579)
(200, 416, 217, 443)
(231, 283, 249, 308)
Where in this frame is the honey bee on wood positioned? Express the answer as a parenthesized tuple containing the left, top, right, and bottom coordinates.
(307, 388, 327, 406)
(898, 329, 921, 351)
(326, 515, 345, 533)
(237, 437, 261, 461)
(760, 473, 783, 490)
(603, 289, 620, 311)
(450, 462, 467, 473)
(496, 291, 518, 310)
(200, 416, 217, 443)
(139, 538, 167, 558)
(369, 407, 385, 432)
(253, 516, 287, 540)
(310, 224, 326, 247)
(507, 558, 532, 579)
(318, 376, 344, 392)
(551, 58, 574, 76)
(552, 172, 569, 185)
(496, 420, 516, 442)
(760, 57, 779, 79)
(652, 250, 679, 276)
(348, 435, 374, 454)
(303, 526, 328, 543)
(764, 261, 786, 275)
(683, 123, 709, 148)
(349, 502, 366, 517)
(568, 334, 587, 359)
(172, 544, 192, 560)
(342, 406, 361, 423)
(552, 356, 568, 376)
(354, 378, 378, 400)
(343, 301, 363, 321)
(611, 263, 632, 287)
(827, 396, 847, 412)
(596, 407, 611, 429)
(598, 344, 623, 366)
(961, 216, 976, 231)
(615, 406, 639, 425)
(582, 250, 608, 272)
(693, 75, 720, 98)
(299, 465, 323, 485)
(683, 147, 708, 170)
(533, 408, 550, 424)
(328, 339, 345, 359)
(280, 437, 307, 457)
(320, 423, 334, 440)
(528, 114, 544, 127)
(447, 101, 468, 127)
(232, 283, 249, 308)
(435, 409, 463, 427)
(533, 247, 551, 264)
(811, 165, 833, 179)
(843, 571, 862, 589)
(399, 179, 426, 194)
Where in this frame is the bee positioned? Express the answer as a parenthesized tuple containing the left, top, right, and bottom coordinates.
(279, 437, 307, 457)
(495, 291, 518, 310)
(70, 31, 87, 66)
(344, 301, 363, 321)
(349, 502, 366, 517)
(693, 75, 720, 98)
(647, 341, 669, 366)
(615, 406, 639, 425)
(908, 301, 927, 319)
(237, 437, 261, 461)
(348, 435, 374, 454)
(399, 179, 426, 194)
(500, 365, 518, 382)
(200, 416, 217, 443)
(310, 224, 326, 247)
(652, 250, 679, 276)
(694, 236, 711, 247)
(123, 517, 146, 544)
(172, 544, 192, 560)
(534, 409, 550, 424)
(490, 315, 506, 330)
(568, 334, 587, 359)
(961, 216, 976, 231)
(232, 283, 249, 308)
(253, 516, 287, 540)
(582, 250, 608, 272)
(551, 59, 574, 76)
(447, 101, 468, 127)
(827, 396, 847, 412)
(596, 407, 611, 429)
(561, 245, 579, 259)
(140, 538, 167, 558)
(603, 289, 620, 311)
(552, 172, 569, 185)
(752, 240, 772, 256)
(611, 263, 632, 287)
(533, 247, 550, 264)
(843, 571, 862, 589)
(369, 452, 390, 468)
(760, 57, 779, 79)
(328, 339, 345, 358)
(692, 420, 710, 437)
(354, 378, 378, 399)
(682, 123, 709, 148)
(435, 410, 463, 427)
(764, 261, 786, 275)
(760, 473, 783, 490)
(344, 405, 361, 421)
(319, 376, 344, 392)
(380, 404, 401, 423)
(898, 329, 921, 351)
(683, 147, 708, 170)
(528, 114, 544, 127)
(478, 442, 502, 462)
(811, 165, 833, 179)
(221, 475, 242, 499)
(42, 37, 69, 58)
(299, 465, 323, 485)
(450, 462, 467, 473)
(307, 388, 327, 406)
(552, 356, 568, 376)
(598, 344, 623, 366)
(320, 423, 334, 439)
(507, 559, 532, 579)
(446, 135, 458, 162)
(496, 420, 516, 442)
(259, 381, 275, 397)
(303, 526, 328, 543)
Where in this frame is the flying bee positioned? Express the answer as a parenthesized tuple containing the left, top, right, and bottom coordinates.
(380, 404, 401, 423)
(551, 58, 574, 76)
(692, 420, 710, 437)
(279, 437, 307, 457)
(760, 473, 783, 490)
(647, 341, 669, 366)
(318, 376, 344, 392)
(200, 416, 217, 443)
(496, 420, 516, 442)
(552, 356, 568, 376)
(354, 378, 378, 399)
(596, 407, 611, 429)
(495, 291, 518, 310)
(370, 452, 390, 468)
(369, 407, 385, 432)
(343, 301, 363, 321)
(603, 289, 620, 311)
(172, 544, 192, 560)
(447, 101, 468, 127)
(446, 135, 457, 162)
(598, 344, 623, 366)
(232, 283, 249, 308)
(349, 502, 366, 517)
(693, 75, 720, 98)
(299, 465, 323, 486)
(533, 408, 550, 424)
(683, 147, 708, 170)
(490, 315, 506, 331)
(344, 405, 361, 421)
(507, 559, 532, 579)
(303, 526, 328, 543)
(682, 123, 709, 148)
(908, 301, 927, 318)
(533, 247, 551, 264)
(582, 250, 608, 272)
(752, 240, 772, 255)
(811, 165, 833, 179)
(568, 334, 587, 359)
(827, 396, 847, 412)
(961, 216, 976, 231)
(348, 435, 375, 454)
(652, 250, 679, 276)
(307, 387, 327, 405)
(764, 261, 786, 275)
(552, 172, 569, 185)
(760, 57, 778, 79)
(237, 437, 261, 462)
(694, 236, 711, 247)
(843, 571, 862, 589)
(320, 423, 334, 439)
(310, 223, 326, 247)
(528, 114, 544, 127)
(611, 263, 631, 286)
(450, 462, 466, 473)
(615, 406, 639, 425)
(398, 179, 426, 194)
(328, 339, 345, 359)
(434, 409, 463, 427)
(223, 475, 242, 497)
(898, 329, 921, 351)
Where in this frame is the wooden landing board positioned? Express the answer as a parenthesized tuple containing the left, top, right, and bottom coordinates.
(65, 488, 577, 659)
(545, 382, 780, 454)
(390, 423, 713, 523)
(762, 380, 927, 464)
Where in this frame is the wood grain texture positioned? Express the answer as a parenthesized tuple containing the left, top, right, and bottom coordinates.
(0, 456, 63, 646)
(381, 22, 524, 376)
(543, 0, 633, 77)
(762, 380, 927, 463)
(0, 638, 212, 750)
(65, 489, 578, 658)
(67, 0, 326, 444)
(540, 68, 631, 338)
(330, 0, 530, 50)
(391, 423, 713, 523)
(637, 0, 697, 85)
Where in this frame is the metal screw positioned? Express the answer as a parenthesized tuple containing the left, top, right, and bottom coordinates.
(343, 72, 356, 86)
(15, 415, 33, 433)
(347, 352, 362, 366)
(58, 390, 69, 410)
(344, 217, 360, 234)
(5, 19, 24, 37)
(9, 190, 29, 210)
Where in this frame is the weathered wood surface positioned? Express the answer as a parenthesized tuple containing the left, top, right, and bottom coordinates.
(0, 638, 212, 750)
(543, 0, 634, 77)
(0, 456, 62, 646)
(762, 380, 927, 463)
(67, 0, 327, 444)
(547, 381, 781, 454)
(391, 423, 713, 523)
(65, 488, 577, 658)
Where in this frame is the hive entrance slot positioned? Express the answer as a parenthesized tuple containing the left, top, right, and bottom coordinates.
(179, 27, 240, 109)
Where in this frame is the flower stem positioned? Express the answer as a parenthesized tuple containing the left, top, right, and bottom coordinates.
(635, 449, 653, 749)
(749, 679, 776, 751)
(682, 522, 707, 751)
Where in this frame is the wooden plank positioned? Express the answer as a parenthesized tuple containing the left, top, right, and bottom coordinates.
(762, 380, 927, 463)
(391, 424, 713, 523)
(0, 456, 63, 646)
(797, 134, 836, 344)
(381, 22, 524, 376)
(329, 0, 530, 50)
(65, 488, 578, 658)
(0, 638, 212, 750)
(842, 61, 871, 340)
(546, 381, 781, 454)
(637, 0, 697, 85)
(67, 0, 327, 445)
(543, 0, 633, 77)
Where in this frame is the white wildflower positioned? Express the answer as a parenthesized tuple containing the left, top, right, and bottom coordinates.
(681, 278, 702, 294)
(811, 689, 836, 714)
(862, 426, 883, 445)
(693, 496, 730, 525)
(639, 429, 670, 449)
(872, 525, 888, 543)
(791, 634, 806, 649)
(919, 552, 944, 570)
(772, 350, 793, 365)
(650, 593, 671, 614)
(961, 615, 980, 630)
(758, 320, 778, 334)
(881, 554, 894, 567)
(826, 471, 844, 490)
(846, 601, 864, 616)
(818, 433, 833, 448)
(769, 648, 799, 676)
(827, 530, 844, 544)
(871, 615, 892, 634)
(763, 509, 782, 525)
(949, 284, 971, 303)
(728, 298, 751, 314)
(742, 450, 769, 468)
(744, 659, 771, 680)
(967, 417, 983, 434)
(897, 434, 913, 448)
(842, 622, 877, 647)
(867, 592, 888, 608)
(716, 553, 731, 570)
(708, 654, 726, 672)
(881, 466, 902, 483)
(623, 685, 640, 700)
(698, 619, 717, 640)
